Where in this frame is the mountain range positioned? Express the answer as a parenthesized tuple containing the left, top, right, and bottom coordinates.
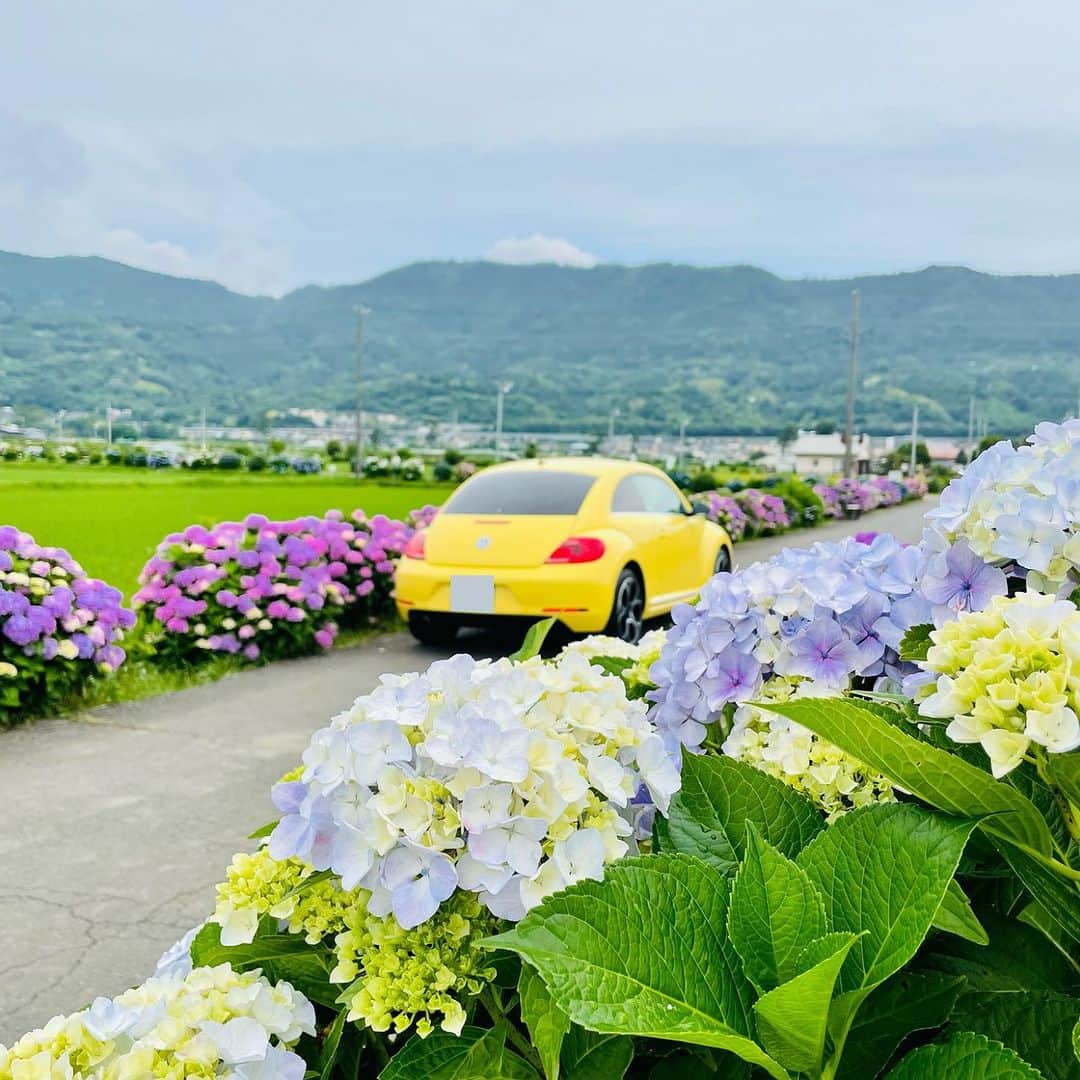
(1, 249, 1078, 436)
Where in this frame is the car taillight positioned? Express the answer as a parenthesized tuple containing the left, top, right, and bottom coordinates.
(546, 537, 605, 564)
(404, 531, 426, 559)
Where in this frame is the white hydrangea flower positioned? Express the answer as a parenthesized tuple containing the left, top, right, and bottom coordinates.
(923, 419, 1080, 595)
(267, 650, 676, 929)
(0, 965, 313, 1079)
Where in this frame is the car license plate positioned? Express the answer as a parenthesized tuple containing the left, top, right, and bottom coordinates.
(450, 575, 495, 613)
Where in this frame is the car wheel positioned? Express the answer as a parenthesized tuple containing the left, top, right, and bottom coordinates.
(407, 611, 459, 647)
(714, 546, 732, 574)
(605, 567, 644, 644)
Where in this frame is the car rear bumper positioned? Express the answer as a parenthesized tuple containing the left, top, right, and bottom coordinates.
(394, 559, 614, 633)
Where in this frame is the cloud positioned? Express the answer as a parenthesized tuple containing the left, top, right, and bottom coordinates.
(485, 233, 598, 268)
(0, 112, 294, 295)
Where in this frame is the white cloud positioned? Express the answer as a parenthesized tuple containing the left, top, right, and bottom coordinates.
(0, 112, 294, 295)
(485, 233, 598, 268)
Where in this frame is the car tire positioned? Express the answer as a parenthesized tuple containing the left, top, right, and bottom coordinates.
(714, 546, 732, 574)
(407, 611, 459, 647)
(605, 567, 645, 644)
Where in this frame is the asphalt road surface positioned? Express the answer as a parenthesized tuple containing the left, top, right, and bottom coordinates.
(0, 495, 933, 1039)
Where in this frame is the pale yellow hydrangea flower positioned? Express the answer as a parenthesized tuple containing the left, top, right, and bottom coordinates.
(916, 591, 1080, 777)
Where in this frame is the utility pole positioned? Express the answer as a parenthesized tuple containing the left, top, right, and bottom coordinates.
(354, 306, 366, 477)
(57, 409, 65, 441)
(200, 406, 208, 452)
(842, 290, 860, 479)
(106, 401, 113, 446)
(678, 417, 689, 468)
(967, 395, 976, 460)
(608, 407, 621, 446)
(495, 381, 513, 458)
(909, 405, 919, 475)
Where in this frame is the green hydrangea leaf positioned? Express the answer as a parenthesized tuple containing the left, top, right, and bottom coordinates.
(485, 854, 789, 1079)
(753, 932, 859, 1075)
(664, 752, 824, 875)
(728, 822, 829, 992)
(188, 920, 339, 1007)
(559, 1028, 633, 1080)
(1046, 755, 1080, 809)
(947, 991, 1080, 1080)
(934, 879, 989, 945)
(510, 618, 556, 661)
(1017, 903, 1080, 976)
(379, 1023, 539, 1079)
(519, 964, 571, 1080)
(796, 803, 979, 996)
(836, 971, 966, 1080)
(885, 1031, 1045, 1079)
(923, 909, 1080, 992)
(1073, 1019, 1079, 1066)
(899, 623, 934, 662)
(316, 1009, 348, 1080)
(589, 656, 634, 678)
(991, 838, 1080, 945)
(762, 697, 1052, 855)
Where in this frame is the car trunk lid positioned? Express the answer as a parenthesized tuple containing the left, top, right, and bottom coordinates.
(425, 515, 573, 568)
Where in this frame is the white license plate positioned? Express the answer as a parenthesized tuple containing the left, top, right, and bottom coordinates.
(450, 574, 495, 613)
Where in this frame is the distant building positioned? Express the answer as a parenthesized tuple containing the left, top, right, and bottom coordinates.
(791, 432, 871, 477)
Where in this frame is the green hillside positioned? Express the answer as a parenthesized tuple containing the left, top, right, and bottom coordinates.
(1, 251, 1077, 435)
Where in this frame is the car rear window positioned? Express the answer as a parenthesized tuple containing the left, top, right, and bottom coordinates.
(443, 471, 596, 515)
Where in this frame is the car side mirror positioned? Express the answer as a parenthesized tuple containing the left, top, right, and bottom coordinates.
(687, 502, 708, 516)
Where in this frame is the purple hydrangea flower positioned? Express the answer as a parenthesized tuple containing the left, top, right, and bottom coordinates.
(920, 541, 1007, 620)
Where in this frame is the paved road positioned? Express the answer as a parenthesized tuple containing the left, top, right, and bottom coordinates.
(0, 497, 932, 1040)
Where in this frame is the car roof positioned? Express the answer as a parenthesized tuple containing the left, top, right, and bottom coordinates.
(477, 457, 665, 479)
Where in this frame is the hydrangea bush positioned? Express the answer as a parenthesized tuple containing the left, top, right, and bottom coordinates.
(734, 487, 791, 533)
(0, 526, 134, 720)
(135, 510, 412, 664)
(696, 491, 749, 541)
(815, 474, 927, 519)
(6, 422, 1079, 1079)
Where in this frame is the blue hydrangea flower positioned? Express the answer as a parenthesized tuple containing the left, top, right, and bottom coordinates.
(648, 534, 928, 751)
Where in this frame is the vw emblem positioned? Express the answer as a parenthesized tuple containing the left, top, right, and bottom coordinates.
(476, 536, 491, 550)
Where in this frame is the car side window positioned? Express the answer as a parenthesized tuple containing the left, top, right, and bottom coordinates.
(636, 475, 686, 514)
(611, 476, 647, 512)
(612, 474, 685, 514)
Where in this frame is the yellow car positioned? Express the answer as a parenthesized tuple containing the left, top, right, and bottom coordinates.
(396, 457, 733, 646)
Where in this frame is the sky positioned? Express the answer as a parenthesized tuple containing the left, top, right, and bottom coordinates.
(4, 1, 1080, 295)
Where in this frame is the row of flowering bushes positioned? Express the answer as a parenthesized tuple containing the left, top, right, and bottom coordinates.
(134, 510, 411, 664)
(696, 472, 924, 540)
(7, 421, 1076, 1077)
(0, 506, 437, 724)
(814, 473, 928, 518)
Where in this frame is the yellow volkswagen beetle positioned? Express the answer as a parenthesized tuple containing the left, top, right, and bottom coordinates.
(396, 457, 733, 646)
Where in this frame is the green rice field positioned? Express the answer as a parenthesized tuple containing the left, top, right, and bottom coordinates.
(3, 464, 449, 596)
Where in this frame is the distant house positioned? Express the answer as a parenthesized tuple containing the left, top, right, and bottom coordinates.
(792, 432, 871, 477)
(928, 441, 960, 463)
